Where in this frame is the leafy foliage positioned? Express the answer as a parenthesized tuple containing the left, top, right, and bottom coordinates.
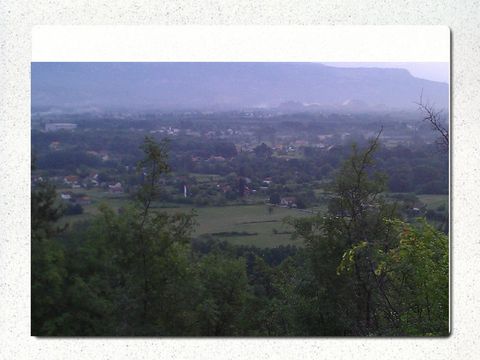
(31, 135, 449, 336)
(289, 134, 448, 336)
(31, 181, 67, 335)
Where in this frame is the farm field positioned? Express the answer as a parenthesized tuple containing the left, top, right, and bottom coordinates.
(57, 188, 312, 247)
(165, 204, 311, 247)
(58, 188, 448, 248)
(417, 194, 448, 211)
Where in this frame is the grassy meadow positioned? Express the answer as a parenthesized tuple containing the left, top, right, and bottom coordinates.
(57, 187, 310, 247)
(57, 187, 448, 248)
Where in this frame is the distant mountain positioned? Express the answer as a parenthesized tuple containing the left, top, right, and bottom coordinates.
(31, 62, 449, 112)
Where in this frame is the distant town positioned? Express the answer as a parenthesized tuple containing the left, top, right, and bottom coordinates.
(32, 109, 448, 238)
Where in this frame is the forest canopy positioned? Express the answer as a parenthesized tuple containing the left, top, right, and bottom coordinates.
(31, 136, 449, 336)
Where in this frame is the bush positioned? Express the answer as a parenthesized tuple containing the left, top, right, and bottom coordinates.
(64, 203, 83, 216)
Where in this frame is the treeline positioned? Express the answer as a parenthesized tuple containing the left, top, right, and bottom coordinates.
(32, 136, 448, 336)
(33, 127, 448, 196)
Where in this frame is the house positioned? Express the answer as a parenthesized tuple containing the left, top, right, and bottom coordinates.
(108, 182, 123, 193)
(60, 193, 72, 200)
(280, 197, 297, 208)
(98, 151, 110, 161)
(317, 134, 332, 141)
(86, 172, 99, 187)
(294, 140, 308, 147)
(49, 141, 61, 150)
(220, 184, 231, 193)
(185, 129, 201, 137)
(77, 196, 92, 205)
(263, 177, 272, 186)
(208, 156, 226, 162)
(64, 175, 79, 184)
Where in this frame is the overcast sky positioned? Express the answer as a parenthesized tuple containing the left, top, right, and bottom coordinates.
(323, 62, 449, 84)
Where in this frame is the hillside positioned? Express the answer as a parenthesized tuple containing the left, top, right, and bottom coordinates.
(32, 62, 449, 112)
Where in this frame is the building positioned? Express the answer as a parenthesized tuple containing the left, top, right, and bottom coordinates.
(77, 196, 92, 205)
(108, 182, 123, 193)
(208, 156, 226, 162)
(49, 141, 61, 150)
(60, 193, 72, 200)
(280, 197, 297, 208)
(64, 175, 79, 185)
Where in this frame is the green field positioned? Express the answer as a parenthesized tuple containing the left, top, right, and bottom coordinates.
(57, 188, 130, 226)
(59, 188, 447, 248)
(58, 188, 311, 247)
(165, 204, 310, 247)
(417, 194, 449, 211)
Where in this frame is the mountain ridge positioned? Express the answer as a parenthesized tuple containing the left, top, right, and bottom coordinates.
(31, 62, 449, 112)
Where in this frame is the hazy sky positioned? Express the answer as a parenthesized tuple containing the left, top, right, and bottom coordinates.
(324, 62, 449, 84)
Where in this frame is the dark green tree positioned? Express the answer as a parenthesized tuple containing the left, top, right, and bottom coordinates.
(289, 131, 401, 335)
(100, 136, 196, 334)
(50, 137, 197, 335)
(31, 167, 67, 335)
(194, 253, 249, 336)
(254, 143, 273, 158)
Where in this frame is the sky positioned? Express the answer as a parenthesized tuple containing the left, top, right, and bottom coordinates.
(323, 62, 449, 84)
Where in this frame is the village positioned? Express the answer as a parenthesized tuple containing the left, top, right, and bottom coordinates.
(32, 111, 448, 242)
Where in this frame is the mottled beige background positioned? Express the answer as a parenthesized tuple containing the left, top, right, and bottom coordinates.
(1, 1, 479, 359)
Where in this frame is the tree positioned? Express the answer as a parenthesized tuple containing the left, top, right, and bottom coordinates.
(269, 193, 281, 205)
(254, 143, 273, 158)
(195, 254, 249, 336)
(238, 177, 247, 197)
(31, 175, 67, 335)
(64, 202, 84, 215)
(289, 130, 403, 335)
(297, 129, 449, 336)
(338, 219, 448, 335)
(135, 136, 170, 321)
(53, 137, 197, 335)
(125, 136, 197, 331)
(386, 220, 448, 335)
(416, 92, 449, 150)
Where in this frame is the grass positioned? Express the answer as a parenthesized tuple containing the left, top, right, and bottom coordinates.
(59, 188, 448, 248)
(57, 188, 311, 247)
(417, 194, 449, 211)
(190, 173, 223, 183)
(57, 188, 130, 226)
(165, 204, 310, 248)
